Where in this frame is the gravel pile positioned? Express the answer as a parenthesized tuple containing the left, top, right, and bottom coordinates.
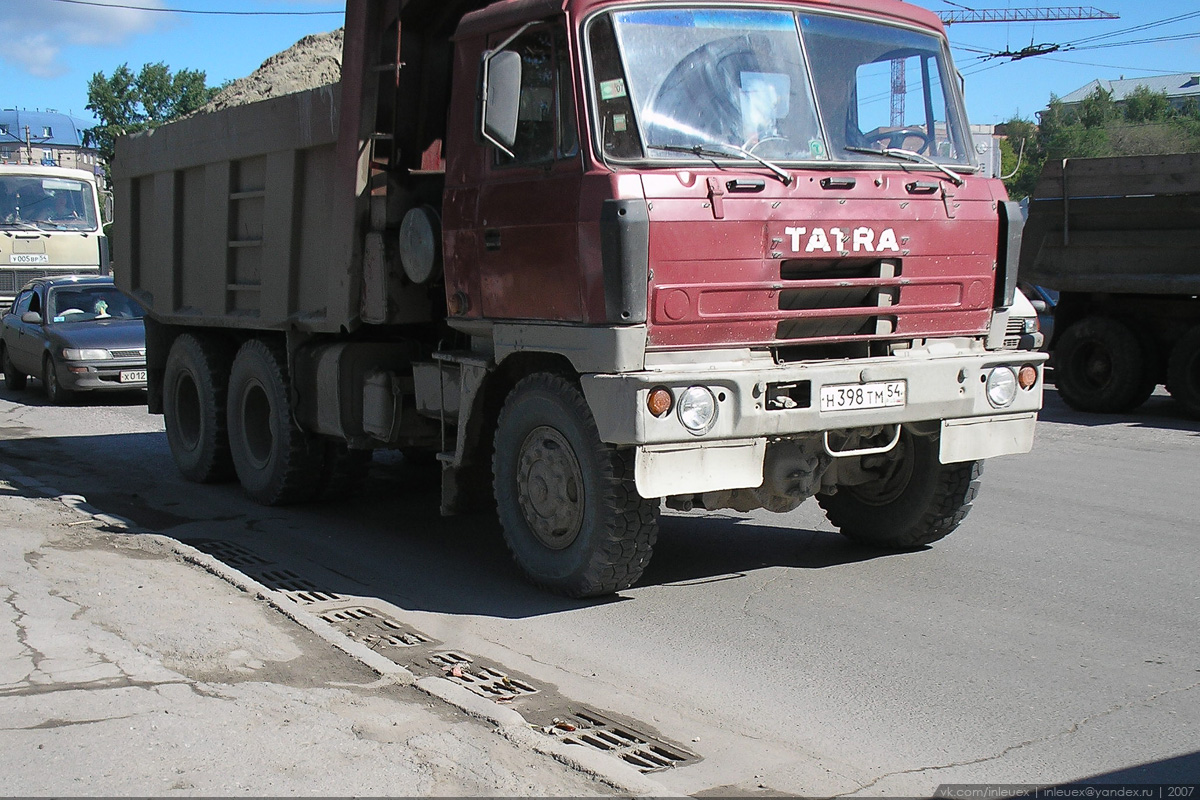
(194, 28, 344, 114)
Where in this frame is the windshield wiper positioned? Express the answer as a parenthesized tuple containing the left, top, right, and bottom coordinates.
(845, 145, 965, 187)
(652, 143, 793, 186)
(0, 220, 39, 231)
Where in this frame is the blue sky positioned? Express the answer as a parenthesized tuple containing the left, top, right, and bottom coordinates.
(2, 0, 1197, 127)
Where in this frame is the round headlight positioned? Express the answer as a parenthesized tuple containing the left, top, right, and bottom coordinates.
(677, 386, 717, 435)
(986, 366, 1018, 408)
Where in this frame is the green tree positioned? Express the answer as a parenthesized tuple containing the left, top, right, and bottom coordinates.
(84, 62, 219, 170)
(1122, 85, 1173, 123)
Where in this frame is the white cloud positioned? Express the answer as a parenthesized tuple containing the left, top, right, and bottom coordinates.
(0, 0, 169, 78)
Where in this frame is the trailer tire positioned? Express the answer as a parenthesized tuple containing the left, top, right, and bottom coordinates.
(226, 338, 323, 505)
(164, 334, 235, 483)
(817, 429, 981, 548)
(493, 373, 658, 597)
(1167, 326, 1200, 418)
(2, 345, 26, 390)
(1053, 317, 1153, 413)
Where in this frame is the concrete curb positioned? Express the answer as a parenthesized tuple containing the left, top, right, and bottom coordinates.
(0, 463, 677, 798)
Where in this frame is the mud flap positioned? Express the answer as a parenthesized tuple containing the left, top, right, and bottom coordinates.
(939, 413, 1037, 464)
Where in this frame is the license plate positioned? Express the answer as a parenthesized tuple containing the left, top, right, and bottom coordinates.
(119, 370, 147, 383)
(820, 380, 906, 412)
(10, 254, 49, 264)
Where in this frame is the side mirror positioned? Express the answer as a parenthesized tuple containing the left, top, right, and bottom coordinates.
(481, 49, 523, 156)
(21, 311, 42, 324)
(102, 191, 114, 225)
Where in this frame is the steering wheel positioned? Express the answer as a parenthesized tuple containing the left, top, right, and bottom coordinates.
(865, 126, 932, 152)
(744, 135, 791, 155)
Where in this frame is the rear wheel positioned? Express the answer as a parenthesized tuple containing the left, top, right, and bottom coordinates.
(1054, 317, 1153, 413)
(493, 373, 659, 597)
(817, 429, 981, 548)
(226, 338, 323, 505)
(1167, 326, 1200, 418)
(2, 345, 26, 390)
(42, 355, 72, 405)
(164, 334, 236, 483)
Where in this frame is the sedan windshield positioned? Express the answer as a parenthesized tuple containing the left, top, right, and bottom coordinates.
(48, 286, 144, 323)
(589, 7, 972, 166)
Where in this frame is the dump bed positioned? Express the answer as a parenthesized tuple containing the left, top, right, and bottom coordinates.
(111, 86, 367, 333)
(1020, 153, 1200, 295)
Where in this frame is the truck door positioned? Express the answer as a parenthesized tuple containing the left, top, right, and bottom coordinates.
(475, 24, 584, 322)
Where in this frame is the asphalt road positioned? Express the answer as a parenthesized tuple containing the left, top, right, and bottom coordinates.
(1, 379, 1196, 797)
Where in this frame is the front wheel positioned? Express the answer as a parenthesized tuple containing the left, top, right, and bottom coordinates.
(42, 355, 72, 405)
(493, 373, 659, 597)
(817, 429, 981, 548)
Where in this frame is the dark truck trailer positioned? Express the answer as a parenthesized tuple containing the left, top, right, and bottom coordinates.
(114, 0, 1044, 597)
(1020, 154, 1200, 416)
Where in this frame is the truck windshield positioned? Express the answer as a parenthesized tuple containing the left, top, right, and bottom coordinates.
(0, 175, 99, 231)
(588, 7, 972, 168)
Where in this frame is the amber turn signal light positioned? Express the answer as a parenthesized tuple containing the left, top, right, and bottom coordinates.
(647, 387, 673, 417)
(1018, 365, 1039, 390)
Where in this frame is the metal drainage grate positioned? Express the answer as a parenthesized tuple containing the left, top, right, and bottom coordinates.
(547, 709, 697, 773)
(191, 539, 272, 568)
(250, 569, 341, 604)
(318, 607, 432, 648)
(428, 651, 539, 700)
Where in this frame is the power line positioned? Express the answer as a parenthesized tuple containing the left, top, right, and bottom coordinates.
(43, 0, 341, 15)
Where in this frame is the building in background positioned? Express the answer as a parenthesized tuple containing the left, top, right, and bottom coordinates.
(0, 110, 101, 177)
(1058, 73, 1200, 113)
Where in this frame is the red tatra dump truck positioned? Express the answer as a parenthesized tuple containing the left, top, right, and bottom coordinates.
(114, 0, 1045, 596)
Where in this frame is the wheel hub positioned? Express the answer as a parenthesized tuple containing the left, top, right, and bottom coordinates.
(517, 426, 584, 550)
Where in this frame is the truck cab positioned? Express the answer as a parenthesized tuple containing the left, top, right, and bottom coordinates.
(0, 165, 109, 307)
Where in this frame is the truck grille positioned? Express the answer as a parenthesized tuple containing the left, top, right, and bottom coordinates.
(776, 258, 900, 341)
(1004, 318, 1024, 349)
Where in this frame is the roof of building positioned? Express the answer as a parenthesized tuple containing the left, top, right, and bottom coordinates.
(0, 110, 94, 148)
(1059, 73, 1200, 105)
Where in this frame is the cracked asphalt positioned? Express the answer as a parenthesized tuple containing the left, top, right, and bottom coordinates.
(1, 382, 1198, 796)
(0, 486, 618, 796)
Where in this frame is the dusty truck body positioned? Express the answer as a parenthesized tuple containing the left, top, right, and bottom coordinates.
(1021, 154, 1200, 417)
(1, 164, 109, 306)
(114, 0, 1044, 596)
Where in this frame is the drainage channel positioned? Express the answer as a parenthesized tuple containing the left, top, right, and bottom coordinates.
(190, 538, 700, 774)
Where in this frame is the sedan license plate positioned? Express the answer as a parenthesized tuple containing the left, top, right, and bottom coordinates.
(119, 370, 147, 383)
(820, 380, 906, 412)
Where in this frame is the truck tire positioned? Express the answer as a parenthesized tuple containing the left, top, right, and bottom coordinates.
(1167, 326, 1200, 418)
(1053, 317, 1153, 413)
(2, 345, 27, 390)
(493, 373, 659, 597)
(226, 338, 324, 505)
(816, 429, 981, 548)
(164, 334, 235, 483)
(42, 354, 73, 405)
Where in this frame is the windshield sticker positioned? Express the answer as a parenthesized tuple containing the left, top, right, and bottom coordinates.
(808, 139, 826, 158)
(613, 114, 628, 133)
(600, 79, 627, 100)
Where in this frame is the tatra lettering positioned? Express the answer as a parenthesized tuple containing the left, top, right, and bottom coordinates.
(784, 226, 902, 254)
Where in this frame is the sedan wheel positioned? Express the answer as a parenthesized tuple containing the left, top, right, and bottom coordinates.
(43, 355, 72, 406)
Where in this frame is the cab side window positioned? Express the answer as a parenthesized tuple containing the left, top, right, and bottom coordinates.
(495, 27, 579, 167)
